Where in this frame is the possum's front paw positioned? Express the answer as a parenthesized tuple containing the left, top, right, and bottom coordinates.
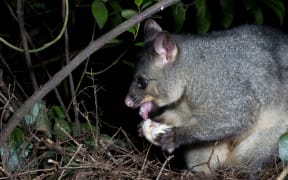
(155, 127, 176, 153)
(141, 119, 172, 147)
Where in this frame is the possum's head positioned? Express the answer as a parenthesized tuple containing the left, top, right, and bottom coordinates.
(125, 19, 180, 119)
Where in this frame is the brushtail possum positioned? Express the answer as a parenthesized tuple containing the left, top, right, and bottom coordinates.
(125, 19, 288, 174)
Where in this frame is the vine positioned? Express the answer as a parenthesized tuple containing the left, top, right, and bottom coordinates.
(0, 0, 69, 53)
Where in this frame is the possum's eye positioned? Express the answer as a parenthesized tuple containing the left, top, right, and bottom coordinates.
(136, 76, 148, 90)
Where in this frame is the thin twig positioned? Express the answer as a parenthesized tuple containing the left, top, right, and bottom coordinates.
(56, 123, 81, 147)
(156, 155, 174, 180)
(62, 0, 80, 134)
(85, 48, 129, 76)
(58, 145, 83, 180)
(0, 52, 28, 99)
(137, 144, 152, 180)
(46, 71, 72, 123)
(92, 78, 100, 142)
(17, 0, 38, 91)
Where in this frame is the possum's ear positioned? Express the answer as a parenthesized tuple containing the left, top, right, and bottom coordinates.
(144, 19, 163, 42)
(153, 32, 178, 66)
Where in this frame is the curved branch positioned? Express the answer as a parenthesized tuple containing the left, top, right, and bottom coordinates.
(0, 0, 180, 146)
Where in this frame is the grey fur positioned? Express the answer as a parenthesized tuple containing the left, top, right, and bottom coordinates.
(125, 20, 288, 174)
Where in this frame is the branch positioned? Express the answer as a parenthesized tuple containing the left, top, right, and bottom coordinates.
(0, 0, 180, 146)
(17, 0, 38, 90)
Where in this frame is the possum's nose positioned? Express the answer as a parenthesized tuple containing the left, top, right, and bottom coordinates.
(125, 96, 135, 107)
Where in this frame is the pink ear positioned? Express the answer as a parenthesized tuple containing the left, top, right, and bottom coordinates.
(153, 32, 178, 65)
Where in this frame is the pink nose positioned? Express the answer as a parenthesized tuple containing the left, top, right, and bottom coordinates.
(125, 96, 135, 107)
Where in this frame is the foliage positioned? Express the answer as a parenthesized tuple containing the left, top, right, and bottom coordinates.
(92, 0, 108, 30)
(279, 132, 288, 166)
(0, 102, 126, 176)
(90, 0, 286, 34)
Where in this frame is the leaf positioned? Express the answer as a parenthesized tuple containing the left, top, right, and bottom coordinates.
(10, 127, 24, 145)
(109, 0, 122, 12)
(109, 38, 123, 44)
(0, 128, 33, 172)
(54, 118, 71, 140)
(135, 42, 144, 47)
(252, 7, 263, 25)
(279, 132, 288, 166)
(135, 0, 143, 8)
(81, 123, 99, 134)
(34, 2, 46, 10)
(25, 101, 44, 125)
(243, 0, 257, 11)
(141, 1, 153, 10)
(121, 9, 138, 19)
(92, 0, 108, 29)
(128, 24, 140, 40)
(221, 0, 234, 28)
(195, 0, 211, 33)
(127, 26, 138, 38)
(243, 0, 263, 25)
(172, 3, 186, 32)
(35, 107, 51, 137)
(110, 13, 122, 27)
(51, 106, 65, 120)
(264, 0, 285, 25)
(25, 101, 51, 137)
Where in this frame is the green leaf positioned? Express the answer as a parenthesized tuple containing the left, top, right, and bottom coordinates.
(127, 24, 140, 40)
(92, 0, 108, 29)
(221, 0, 234, 28)
(243, 0, 263, 25)
(172, 3, 186, 32)
(25, 101, 44, 125)
(110, 13, 122, 27)
(252, 7, 263, 25)
(54, 118, 71, 140)
(195, 0, 211, 33)
(36, 106, 51, 137)
(135, 41, 144, 47)
(24, 101, 51, 137)
(51, 106, 65, 120)
(0, 128, 33, 172)
(10, 127, 24, 145)
(243, 0, 257, 11)
(135, 0, 143, 8)
(279, 132, 288, 166)
(264, 0, 285, 25)
(127, 26, 137, 37)
(141, 1, 153, 10)
(34, 2, 46, 10)
(121, 9, 138, 19)
(109, 38, 123, 44)
(109, 0, 122, 12)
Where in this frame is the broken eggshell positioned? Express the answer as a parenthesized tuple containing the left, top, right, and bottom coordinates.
(141, 119, 172, 145)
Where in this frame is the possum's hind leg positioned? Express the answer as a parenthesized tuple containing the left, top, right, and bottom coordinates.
(226, 107, 288, 172)
(184, 141, 230, 174)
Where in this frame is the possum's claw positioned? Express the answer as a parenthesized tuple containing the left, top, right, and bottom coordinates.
(155, 127, 176, 153)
